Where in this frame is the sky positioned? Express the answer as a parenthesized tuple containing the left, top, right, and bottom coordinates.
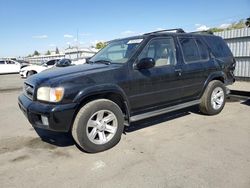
(0, 0, 249, 57)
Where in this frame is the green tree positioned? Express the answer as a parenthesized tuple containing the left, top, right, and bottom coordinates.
(96, 42, 107, 49)
(208, 19, 246, 33)
(230, 19, 245, 29)
(208, 28, 224, 33)
(45, 50, 51, 55)
(55, 47, 59, 54)
(33, 50, 40, 56)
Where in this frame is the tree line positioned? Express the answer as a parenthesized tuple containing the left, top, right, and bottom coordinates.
(27, 47, 60, 57)
(208, 17, 250, 33)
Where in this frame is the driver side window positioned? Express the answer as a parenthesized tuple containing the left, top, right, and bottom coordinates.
(139, 38, 176, 67)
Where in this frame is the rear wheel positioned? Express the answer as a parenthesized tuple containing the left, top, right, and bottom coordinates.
(72, 99, 124, 153)
(199, 80, 226, 115)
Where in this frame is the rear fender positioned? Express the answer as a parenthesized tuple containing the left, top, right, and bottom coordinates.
(199, 71, 226, 98)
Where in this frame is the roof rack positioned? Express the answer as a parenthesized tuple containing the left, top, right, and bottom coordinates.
(190, 30, 214, 35)
(144, 28, 185, 35)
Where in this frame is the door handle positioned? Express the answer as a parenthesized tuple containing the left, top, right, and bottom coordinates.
(175, 69, 182, 76)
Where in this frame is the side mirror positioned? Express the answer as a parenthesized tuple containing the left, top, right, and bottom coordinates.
(135, 58, 155, 70)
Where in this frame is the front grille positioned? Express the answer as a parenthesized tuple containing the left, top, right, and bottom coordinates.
(23, 82, 34, 100)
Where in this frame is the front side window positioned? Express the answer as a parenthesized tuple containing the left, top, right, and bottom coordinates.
(139, 37, 176, 67)
(90, 38, 143, 64)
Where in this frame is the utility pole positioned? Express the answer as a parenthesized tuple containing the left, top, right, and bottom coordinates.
(77, 28, 79, 60)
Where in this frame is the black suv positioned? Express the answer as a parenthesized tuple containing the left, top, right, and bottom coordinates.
(18, 29, 235, 153)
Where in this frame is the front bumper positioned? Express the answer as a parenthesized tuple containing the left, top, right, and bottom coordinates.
(18, 94, 77, 132)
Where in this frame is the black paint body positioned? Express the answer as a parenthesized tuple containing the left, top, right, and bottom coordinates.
(18, 32, 235, 132)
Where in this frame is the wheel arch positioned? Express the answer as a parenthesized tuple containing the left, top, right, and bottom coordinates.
(200, 72, 226, 98)
(72, 85, 131, 127)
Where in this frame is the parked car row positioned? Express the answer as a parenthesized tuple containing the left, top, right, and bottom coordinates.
(19, 59, 61, 78)
(19, 58, 87, 78)
(0, 57, 88, 77)
(0, 59, 31, 74)
(0, 59, 21, 74)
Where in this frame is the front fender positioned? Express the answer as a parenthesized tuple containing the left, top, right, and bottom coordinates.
(73, 84, 130, 108)
(73, 84, 131, 123)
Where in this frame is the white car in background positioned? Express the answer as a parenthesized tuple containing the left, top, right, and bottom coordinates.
(0, 60, 21, 74)
(72, 58, 86, 65)
(19, 59, 60, 78)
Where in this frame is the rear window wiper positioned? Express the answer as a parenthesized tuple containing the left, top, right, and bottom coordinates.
(94, 60, 111, 65)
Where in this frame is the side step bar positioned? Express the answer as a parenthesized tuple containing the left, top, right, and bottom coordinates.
(229, 90, 250, 98)
(130, 100, 200, 122)
(228, 90, 250, 100)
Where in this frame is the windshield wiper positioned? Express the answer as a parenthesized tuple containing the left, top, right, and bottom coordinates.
(94, 60, 111, 65)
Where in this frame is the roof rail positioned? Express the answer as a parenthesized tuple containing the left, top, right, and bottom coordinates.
(144, 28, 185, 35)
(190, 30, 214, 35)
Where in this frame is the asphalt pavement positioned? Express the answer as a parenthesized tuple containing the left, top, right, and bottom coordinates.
(0, 75, 250, 188)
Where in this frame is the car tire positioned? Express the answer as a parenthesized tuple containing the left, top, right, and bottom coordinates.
(27, 71, 36, 77)
(72, 99, 124, 153)
(199, 80, 226, 115)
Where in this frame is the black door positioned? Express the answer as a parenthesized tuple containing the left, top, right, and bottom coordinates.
(177, 37, 210, 100)
(128, 37, 184, 114)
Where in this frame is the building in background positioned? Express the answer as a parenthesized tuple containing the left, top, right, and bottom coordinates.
(25, 53, 65, 64)
(64, 47, 98, 61)
(24, 47, 98, 64)
(215, 28, 250, 79)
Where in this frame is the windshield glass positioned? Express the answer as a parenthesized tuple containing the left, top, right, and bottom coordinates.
(90, 38, 144, 64)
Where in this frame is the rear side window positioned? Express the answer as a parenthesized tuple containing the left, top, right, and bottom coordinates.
(179, 37, 209, 63)
(179, 38, 200, 62)
(196, 39, 209, 60)
(203, 36, 232, 58)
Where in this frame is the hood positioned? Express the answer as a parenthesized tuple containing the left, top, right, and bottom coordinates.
(26, 63, 119, 86)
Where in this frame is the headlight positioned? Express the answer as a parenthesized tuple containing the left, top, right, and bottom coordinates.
(37, 87, 64, 102)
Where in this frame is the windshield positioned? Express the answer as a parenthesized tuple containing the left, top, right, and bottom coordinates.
(90, 38, 144, 64)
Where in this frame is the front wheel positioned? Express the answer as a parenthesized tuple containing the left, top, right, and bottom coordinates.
(72, 99, 124, 153)
(199, 80, 226, 115)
